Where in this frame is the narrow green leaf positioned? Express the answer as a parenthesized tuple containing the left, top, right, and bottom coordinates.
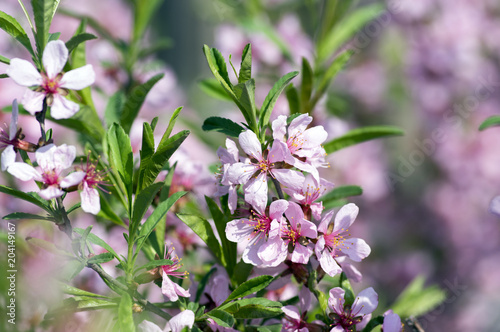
(131, 182, 164, 234)
(49, 105, 105, 143)
(74, 228, 121, 260)
(0, 54, 10, 64)
(202, 117, 245, 137)
(135, 259, 173, 273)
(199, 79, 233, 101)
(132, 0, 163, 43)
(479, 115, 500, 131)
(285, 84, 300, 115)
(165, 106, 183, 139)
(0, 185, 51, 212)
(106, 124, 134, 203)
(232, 260, 253, 286)
(118, 293, 135, 332)
(0, 10, 34, 56)
(391, 276, 446, 318)
(26, 237, 73, 257)
(238, 43, 252, 83)
(136, 191, 187, 252)
(66, 32, 97, 54)
(88, 252, 115, 264)
(31, 0, 57, 54)
(340, 273, 355, 307)
(315, 51, 353, 103)
(300, 57, 313, 109)
(207, 309, 235, 328)
(105, 91, 126, 128)
(58, 297, 117, 311)
(317, 3, 384, 62)
(224, 275, 273, 303)
(233, 79, 257, 127)
(97, 196, 126, 227)
(233, 304, 282, 319)
(48, 32, 60, 41)
(3, 212, 53, 221)
(320, 185, 363, 203)
(176, 213, 223, 263)
(259, 71, 299, 130)
(61, 260, 86, 281)
(324, 126, 404, 154)
(59, 282, 112, 299)
(120, 73, 165, 134)
(256, 324, 283, 332)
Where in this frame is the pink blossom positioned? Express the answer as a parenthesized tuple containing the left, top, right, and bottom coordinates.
(283, 174, 334, 220)
(6, 144, 85, 200)
(328, 287, 378, 332)
(137, 310, 195, 332)
(226, 199, 288, 266)
(7, 40, 95, 119)
(216, 138, 240, 213)
(258, 201, 317, 267)
(383, 310, 402, 332)
(315, 204, 371, 277)
(75, 156, 109, 215)
(226, 130, 304, 208)
(272, 114, 328, 180)
(160, 247, 190, 302)
(282, 287, 316, 332)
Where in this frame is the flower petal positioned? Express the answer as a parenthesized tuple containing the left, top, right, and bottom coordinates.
(137, 320, 163, 332)
(383, 310, 402, 332)
(340, 237, 371, 262)
(272, 168, 304, 192)
(290, 243, 313, 264)
(318, 250, 342, 277)
(271, 115, 287, 141)
(80, 183, 101, 215)
(352, 287, 378, 316)
(166, 310, 195, 332)
(22, 89, 45, 115)
(288, 114, 312, 138)
(60, 64, 95, 90)
(258, 237, 288, 267)
(39, 185, 64, 200)
(238, 130, 262, 160)
(43, 40, 68, 78)
(60, 171, 85, 188)
(282, 305, 301, 320)
(302, 126, 328, 148)
(269, 199, 288, 221)
(243, 173, 268, 210)
(328, 287, 345, 314)
(226, 162, 256, 184)
(9, 100, 19, 141)
(1, 146, 16, 171)
(333, 203, 359, 233)
(50, 94, 80, 119)
(7, 58, 42, 86)
(318, 210, 335, 233)
(225, 218, 254, 242)
(7, 162, 40, 181)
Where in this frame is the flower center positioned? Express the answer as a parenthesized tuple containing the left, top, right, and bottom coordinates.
(282, 223, 301, 245)
(43, 77, 61, 94)
(246, 211, 272, 236)
(287, 135, 305, 154)
(42, 170, 60, 186)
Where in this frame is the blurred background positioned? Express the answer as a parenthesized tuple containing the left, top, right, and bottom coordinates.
(1, 0, 500, 331)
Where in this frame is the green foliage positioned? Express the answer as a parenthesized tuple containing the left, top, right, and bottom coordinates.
(49, 105, 105, 142)
(65, 32, 97, 54)
(0, 185, 51, 212)
(224, 275, 273, 303)
(88, 252, 115, 264)
(207, 309, 235, 328)
(177, 213, 223, 263)
(199, 79, 233, 101)
(324, 125, 405, 154)
(320, 185, 363, 209)
(0, 10, 35, 57)
(31, 0, 60, 56)
(391, 276, 446, 318)
(238, 43, 252, 83)
(202, 116, 245, 137)
(74, 228, 121, 260)
(479, 115, 500, 131)
(118, 293, 135, 332)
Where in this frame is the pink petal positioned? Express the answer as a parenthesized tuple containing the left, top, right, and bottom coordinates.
(258, 237, 288, 267)
(22, 89, 45, 115)
(228, 185, 238, 213)
(7, 58, 42, 86)
(243, 173, 268, 210)
(288, 114, 312, 138)
(310, 202, 324, 221)
(290, 243, 313, 264)
(80, 183, 101, 215)
(137, 320, 163, 332)
(7, 162, 40, 181)
(161, 273, 190, 301)
(1, 146, 16, 171)
(166, 310, 195, 332)
(318, 210, 335, 233)
(333, 203, 359, 233)
(269, 199, 288, 221)
(302, 126, 328, 148)
(60, 64, 95, 90)
(284, 201, 304, 228)
(352, 287, 378, 316)
(299, 286, 312, 312)
(242, 236, 265, 266)
(383, 310, 402, 332)
(39, 185, 64, 200)
(337, 257, 362, 282)
(271, 115, 287, 141)
(282, 305, 301, 320)
(225, 218, 254, 242)
(328, 287, 345, 314)
(318, 250, 342, 277)
(9, 100, 19, 140)
(272, 168, 304, 192)
(52, 144, 77, 170)
(35, 144, 57, 171)
(299, 219, 318, 238)
(60, 171, 85, 188)
(226, 162, 256, 184)
(341, 238, 371, 262)
(50, 94, 80, 119)
(238, 130, 262, 160)
(330, 326, 346, 332)
(269, 139, 294, 164)
(43, 40, 68, 78)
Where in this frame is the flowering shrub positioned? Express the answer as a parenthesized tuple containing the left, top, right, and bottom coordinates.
(0, 1, 451, 331)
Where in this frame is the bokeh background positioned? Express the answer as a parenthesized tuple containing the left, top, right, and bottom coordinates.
(1, 0, 500, 331)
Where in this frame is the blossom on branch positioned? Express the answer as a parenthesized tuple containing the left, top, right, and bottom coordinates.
(328, 287, 378, 331)
(7, 40, 95, 119)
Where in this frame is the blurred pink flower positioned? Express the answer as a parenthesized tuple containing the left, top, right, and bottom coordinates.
(160, 246, 190, 302)
(328, 287, 378, 331)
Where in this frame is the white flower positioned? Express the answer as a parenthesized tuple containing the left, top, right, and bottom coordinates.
(7, 40, 95, 119)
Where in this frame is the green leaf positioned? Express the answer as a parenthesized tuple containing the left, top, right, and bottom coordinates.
(204, 45, 232, 89)
(130, 182, 164, 236)
(238, 43, 252, 83)
(224, 275, 273, 303)
(0, 54, 10, 64)
(135, 191, 187, 253)
(233, 304, 282, 319)
(88, 252, 115, 264)
(256, 324, 283, 332)
(233, 79, 258, 129)
(120, 73, 165, 134)
(199, 79, 233, 101)
(0, 185, 51, 212)
(61, 260, 86, 281)
(391, 276, 446, 318)
(0, 11, 34, 56)
(320, 185, 363, 204)
(59, 282, 112, 299)
(324, 126, 404, 154)
(97, 196, 127, 227)
(176, 213, 223, 263)
(340, 273, 355, 307)
(31, 0, 58, 55)
(300, 57, 313, 111)
(106, 123, 134, 204)
(207, 309, 235, 328)
(232, 260, 253, 286)
(132, 0, 163, 43)
(317, 3, 384, 62)
(74, 228, 121, 260)
(259, 71, 299, 130)
(479, 115, 500, 131)
(315, 50, 353, 102)
(48, 32, 60, 41)
(3, 212, 53, 221)
(165, 106, 183, 139)
(49, 105, 105, 143)
(220, 298, 282, 313)
(135, 259, 173, 273)
(202, 116, 245, 137)
(206, 196, 236, 276)
(118, 293, 135, 332)
(66, 32, 97, 54)
(58, 296, 117, 312)
(285, 83, 300, 115)
(26, 237, 73, 257)
(137, 130, 189, 191)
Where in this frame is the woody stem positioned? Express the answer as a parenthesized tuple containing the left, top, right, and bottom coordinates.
(35, 99, 48, 145)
